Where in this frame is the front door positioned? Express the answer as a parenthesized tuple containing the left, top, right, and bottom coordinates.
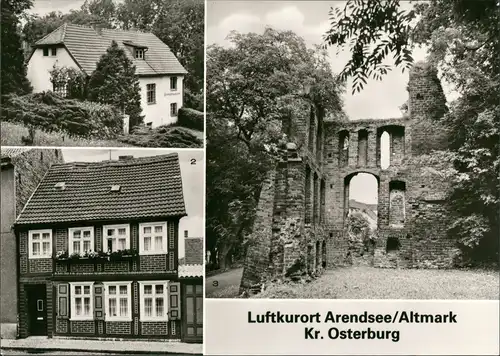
(182, 283, 203, 343)
(27, 284, 47, 336)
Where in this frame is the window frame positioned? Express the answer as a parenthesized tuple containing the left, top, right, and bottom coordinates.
(102, 224, 130, 253)
(170, 76, 177, 91)
(135, 49, 144, 59)
(43, 48, 49, 56)
(138, 222, 168, 255)
(68, 227, 94, 255)
(51, 47, 57, 56)
(103, 281, 132, 322)
(170, 103, 178, 117)
(146, 83, 156, 105)
(28, 229, 52, 259)
(69, 282, 94, 321)
(138, 281, 169, 321)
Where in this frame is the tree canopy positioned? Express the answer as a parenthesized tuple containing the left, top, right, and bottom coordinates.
(206, 28, 345, 269)
(1, 0, 33, 95)
(325, 0, 499, 264)
(88, 40, 143, 127)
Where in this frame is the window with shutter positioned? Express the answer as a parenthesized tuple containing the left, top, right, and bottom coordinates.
(57, 283, 69, 319)
(168, 282, 180, 320)
(94, 284, 104, 320)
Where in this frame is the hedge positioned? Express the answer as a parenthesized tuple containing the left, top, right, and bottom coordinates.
(1, 92, 123, 139)
(178, 107, 204, 131)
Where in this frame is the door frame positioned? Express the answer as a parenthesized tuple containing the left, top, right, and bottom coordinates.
(26, 283, 48, 336)
(180, 279, 203, 343)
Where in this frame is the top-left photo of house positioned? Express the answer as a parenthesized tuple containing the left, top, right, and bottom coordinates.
(1, 0, 204, 148)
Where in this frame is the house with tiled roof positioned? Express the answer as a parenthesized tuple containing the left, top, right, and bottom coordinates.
(13, 153, 202, 343)
(1, 148, 62, 339)
(26, 23, 188, 128)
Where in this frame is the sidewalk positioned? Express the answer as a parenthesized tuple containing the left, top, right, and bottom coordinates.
(0, 336, 202, 355)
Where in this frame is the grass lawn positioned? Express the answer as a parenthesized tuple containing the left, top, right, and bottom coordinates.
(254, 267, 499, 299)
(1, 122, 134, 147)
(208, 266, 499, 299)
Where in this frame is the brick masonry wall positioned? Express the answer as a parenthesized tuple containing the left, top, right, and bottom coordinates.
(106, 321, 131, 335)
(29, 259, 52, 273)
(70, 320, 95, 334)
(139, 255, 166, 271)
(141, 321, 168, 335)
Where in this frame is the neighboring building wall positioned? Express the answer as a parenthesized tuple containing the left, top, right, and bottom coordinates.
(1, 149, 62, 338)
(17, 218, 181, 339)
(240, 100, 327, 293)
(139, 75, 184, 128)
(27, 46, 80, 93)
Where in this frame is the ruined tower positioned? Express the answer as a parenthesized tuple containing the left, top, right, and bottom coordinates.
(240, 61, 459, 294)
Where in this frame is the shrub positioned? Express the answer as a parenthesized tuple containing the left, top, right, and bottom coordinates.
(1, 92, 123, 139)
(178, 107, 204, 131)
(118, 124, 203, 148)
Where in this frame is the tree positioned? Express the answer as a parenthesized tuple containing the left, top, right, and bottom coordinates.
(324, 0, 499, 264)
(206, 28, 345, 269)
(1, 0, 33, 95)
(88, 41, 143, 127)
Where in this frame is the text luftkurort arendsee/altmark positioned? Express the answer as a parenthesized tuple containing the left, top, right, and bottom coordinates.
(247, 311, 458, 342)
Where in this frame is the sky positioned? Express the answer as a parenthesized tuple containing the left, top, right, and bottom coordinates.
(28, 0, 87, 15)
(61, 148, 204, 258)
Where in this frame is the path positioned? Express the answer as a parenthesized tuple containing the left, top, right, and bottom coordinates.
(206, 267, 243, 297)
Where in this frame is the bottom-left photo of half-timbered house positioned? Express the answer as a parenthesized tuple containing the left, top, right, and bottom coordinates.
(0, 148, 204, 353)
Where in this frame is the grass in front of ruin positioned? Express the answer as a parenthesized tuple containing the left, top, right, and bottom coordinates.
(251, 267, 499, 299)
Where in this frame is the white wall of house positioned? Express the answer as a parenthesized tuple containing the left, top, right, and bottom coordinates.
(139, 75, 184, 128)
(26, 46, 80, 93)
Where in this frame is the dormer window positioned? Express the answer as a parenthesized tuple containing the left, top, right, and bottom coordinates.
(135, 49, 144, 59)
(110, 185, 121, 192)
(43, 47, 57, 57)
(55, 182, 66, 190)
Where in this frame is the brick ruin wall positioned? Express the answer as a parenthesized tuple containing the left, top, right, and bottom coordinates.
(240, 61, 457, 293)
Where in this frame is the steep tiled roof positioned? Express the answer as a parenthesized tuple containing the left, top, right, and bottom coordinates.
(1, 148, 34, 159)
(184, 237, 203, 265)
(16, 153, 186, 225)
(34, 23, 187, 76)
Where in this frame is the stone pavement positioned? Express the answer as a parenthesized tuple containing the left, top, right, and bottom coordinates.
(0, 336, 202, 355)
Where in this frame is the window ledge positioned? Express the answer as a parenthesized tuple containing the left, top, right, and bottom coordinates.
(140, 317, 169, 322)
(139, 251, 167, 256)
(147, 101, 157, 105)
(106, 317, 132, 322)
(70, 316, 94, 321)
(29, 255, 52, 260)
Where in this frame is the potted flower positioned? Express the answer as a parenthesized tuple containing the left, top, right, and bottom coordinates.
(54, 250, 69, 261)
(68, 252, 81, 261)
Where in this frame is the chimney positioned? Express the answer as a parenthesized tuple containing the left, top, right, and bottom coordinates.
(118, 155, 134, 161)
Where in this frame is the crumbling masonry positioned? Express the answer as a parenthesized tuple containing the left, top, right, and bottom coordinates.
(240, 62, 460, 293)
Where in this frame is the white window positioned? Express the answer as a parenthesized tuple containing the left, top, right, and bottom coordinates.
(28, 229, 52, 259)
(170, 76, 177, 90)
(70, 282, 94, 320)
(139, 222, 168, 255)
(170, 103, 178, 117)
(103, 282, 132, 321)
(69, 227, 94, 255)
(103, 224, 130, 252)
(139, 281, 169, 321)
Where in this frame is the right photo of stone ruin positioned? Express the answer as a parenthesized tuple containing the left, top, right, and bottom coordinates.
(205, 1, 499, 299)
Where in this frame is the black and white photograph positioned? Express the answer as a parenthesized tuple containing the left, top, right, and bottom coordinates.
(1, 0, 204, 148)
(1, 148, 203, 354)
(205, 0, 499, 300)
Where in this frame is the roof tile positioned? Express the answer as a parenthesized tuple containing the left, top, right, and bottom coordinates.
(35, 23, 187, 76)
(16, 153, 187, 225)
